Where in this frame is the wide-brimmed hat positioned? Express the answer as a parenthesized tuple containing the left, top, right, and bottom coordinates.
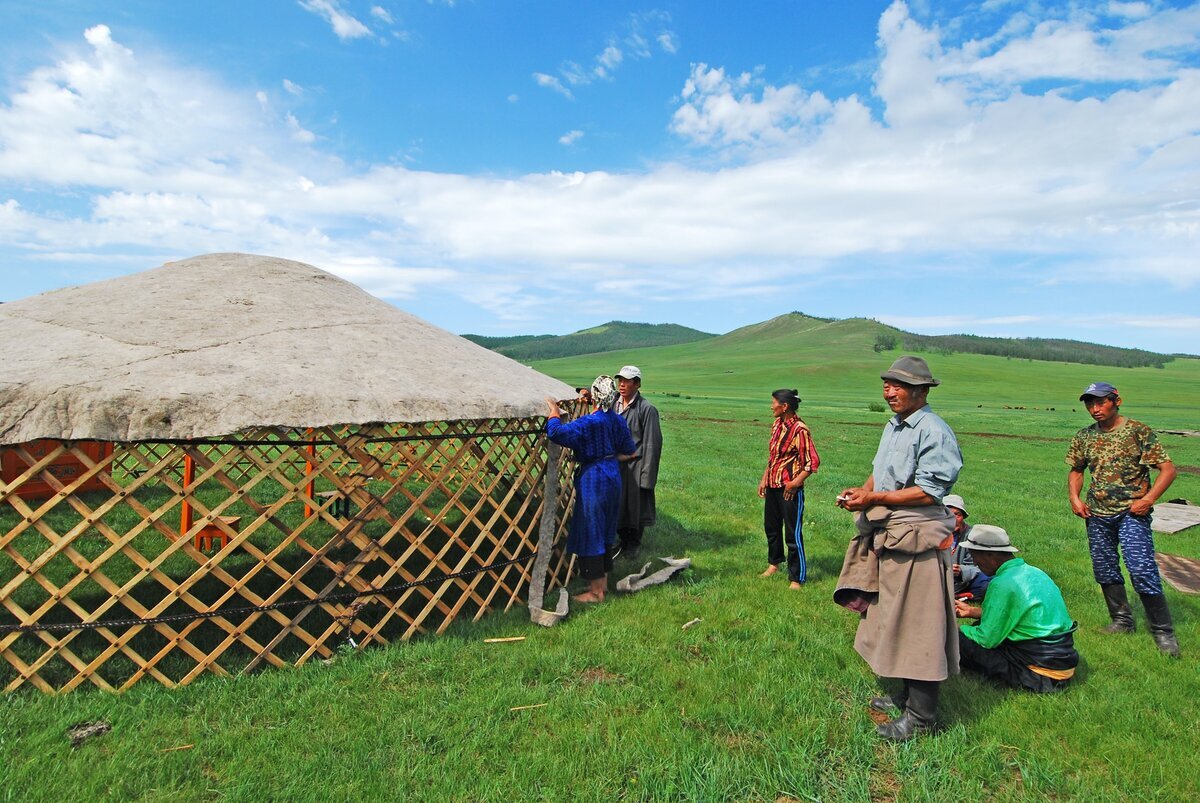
(943, 494, 967, 516)
(1079, 381, 1117, 401)
(880, 355, 940, 387)
(962, 524, 1019, 553)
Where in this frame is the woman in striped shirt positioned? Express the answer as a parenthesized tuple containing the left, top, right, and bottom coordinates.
(758, 388, 819, 588)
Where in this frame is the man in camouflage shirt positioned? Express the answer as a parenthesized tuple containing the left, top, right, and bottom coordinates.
(1066, 382, 1179, 656)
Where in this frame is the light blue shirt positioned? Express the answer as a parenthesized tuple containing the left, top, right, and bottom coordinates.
(870, 404, 962, 502)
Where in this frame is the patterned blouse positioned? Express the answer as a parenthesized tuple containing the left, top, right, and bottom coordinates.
(765, 415, 818, 488)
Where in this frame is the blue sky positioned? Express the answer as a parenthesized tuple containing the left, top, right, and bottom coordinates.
(2, 1, 1199, 353)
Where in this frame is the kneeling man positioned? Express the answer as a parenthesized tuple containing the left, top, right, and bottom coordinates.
(955, 525, 1079, 692)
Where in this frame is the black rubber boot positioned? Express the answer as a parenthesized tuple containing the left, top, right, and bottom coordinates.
(1140, 593, 1181, 657)
(869, 680, 907, 714)
(877, 680, 939, 742)
(1100, 583, 1135, 634)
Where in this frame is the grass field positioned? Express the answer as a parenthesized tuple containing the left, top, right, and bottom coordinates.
(3, 321, 1199, 801)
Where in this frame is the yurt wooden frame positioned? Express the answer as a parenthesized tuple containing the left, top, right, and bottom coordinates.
(0, 417, 576, 693)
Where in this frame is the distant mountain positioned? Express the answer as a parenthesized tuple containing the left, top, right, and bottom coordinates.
(756, 312, 1176, 368)
(897, 331, 1173, 369)
(471, 312, 1177, 369)
(463, 321, 715, 361)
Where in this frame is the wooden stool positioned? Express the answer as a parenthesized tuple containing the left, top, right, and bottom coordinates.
(195, 515, 241, 551)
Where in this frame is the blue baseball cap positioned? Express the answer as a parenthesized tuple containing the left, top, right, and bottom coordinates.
(1079, 381, 1118, 401)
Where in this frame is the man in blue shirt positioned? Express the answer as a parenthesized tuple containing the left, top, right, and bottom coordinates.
(955, 525, 1079, 692)
(838, 355, 963, 742)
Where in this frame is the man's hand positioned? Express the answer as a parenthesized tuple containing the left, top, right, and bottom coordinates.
(952, 564, 961, 578)
(955, 600, 982, 619)
(757, 479, 767, 498)
(837, 487, 873, 512)
(1069, 497, 1091, 519)
(1129, 498, 1155, 516)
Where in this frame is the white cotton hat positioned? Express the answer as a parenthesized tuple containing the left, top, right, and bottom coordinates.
(616, 365, 642, 380)
(943, 494, 968, 516)
(962, 524, 1019, 553)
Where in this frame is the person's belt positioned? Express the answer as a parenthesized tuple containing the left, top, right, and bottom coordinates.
(577, 454, 617, 468)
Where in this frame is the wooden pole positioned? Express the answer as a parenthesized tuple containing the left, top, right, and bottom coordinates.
(180, 453, 194, 537)
(304, 431, 316, 519)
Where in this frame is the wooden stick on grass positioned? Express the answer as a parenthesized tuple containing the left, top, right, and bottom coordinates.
(509, 703, 547, 712)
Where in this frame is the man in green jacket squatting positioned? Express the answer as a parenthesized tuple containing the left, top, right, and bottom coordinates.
(954, 525, 1080, 692)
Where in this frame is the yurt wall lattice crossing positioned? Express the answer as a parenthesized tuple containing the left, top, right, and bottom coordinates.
(0, 419, 575, 692)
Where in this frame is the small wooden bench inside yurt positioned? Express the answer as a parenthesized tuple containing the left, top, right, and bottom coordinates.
(0, 253, 579, 693)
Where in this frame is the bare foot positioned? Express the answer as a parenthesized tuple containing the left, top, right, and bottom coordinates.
(573, 591, 605, 603)
(760, 565, 778, 578)
(789, 581, 802, 590)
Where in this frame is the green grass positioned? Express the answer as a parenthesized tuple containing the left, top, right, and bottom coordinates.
(3, 324, 1200, 800)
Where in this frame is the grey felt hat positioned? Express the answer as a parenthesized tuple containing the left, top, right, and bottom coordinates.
(880, 355, 940, 387)
(962, 524, 1019, 553)
(943, 494, 967, 516)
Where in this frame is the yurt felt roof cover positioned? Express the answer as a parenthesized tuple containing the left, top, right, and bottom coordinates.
(0, 253, 574, 444)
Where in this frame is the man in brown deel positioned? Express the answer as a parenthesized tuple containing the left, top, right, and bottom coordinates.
(836, 356, 963, 741)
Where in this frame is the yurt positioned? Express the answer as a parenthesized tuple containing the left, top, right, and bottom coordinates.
(0, 254, 578, 692)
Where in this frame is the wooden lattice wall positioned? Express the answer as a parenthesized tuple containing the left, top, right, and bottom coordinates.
(0, 418, 576, 692)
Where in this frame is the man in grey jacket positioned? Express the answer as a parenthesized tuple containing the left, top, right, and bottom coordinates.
(614, 365, 663, 560)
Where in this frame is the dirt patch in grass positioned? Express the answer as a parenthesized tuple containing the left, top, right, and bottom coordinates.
(868, 758, 902, 803)
(672, 414, 739, 424)
(866, 706, 891, 726)
(1176, 465, 1200, 476)
(720, 730, 755, 751)
(573, 666, 623, 685)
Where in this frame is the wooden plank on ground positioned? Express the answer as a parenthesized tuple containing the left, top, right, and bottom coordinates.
(1151, 503, 1200, 534)
(1156, 553, 1200, 594)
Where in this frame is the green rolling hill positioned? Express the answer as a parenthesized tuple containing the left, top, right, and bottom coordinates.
(533, 312, 1200, 430)
(470, 312, 1178, 368)
(463, 320, 714, 361)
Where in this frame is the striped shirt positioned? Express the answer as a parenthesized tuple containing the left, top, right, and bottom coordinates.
(765, 415, 818, 488)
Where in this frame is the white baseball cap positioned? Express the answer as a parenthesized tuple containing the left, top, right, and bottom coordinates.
(616, 365, 642, 380)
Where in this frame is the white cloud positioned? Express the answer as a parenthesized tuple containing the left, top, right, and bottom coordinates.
(298, 0, 372, 41)
(879, 314, 1042, 332)
(534, 11, 677, 96)
(370, 6, 394, 24)
(532, 72, 573, 99)
(671, 64, 836, 149)
(2, 7, 1199, 350)
(286, 112, 317, 143)
(283, 78, 304, 96)
(1108, 2, 1152, 20)
(1121, 315, 1200, 329)
(595, 45, 623, 78)
(558, 129, 584, 146)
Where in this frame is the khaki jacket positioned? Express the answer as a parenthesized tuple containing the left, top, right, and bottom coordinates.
(847, 504, 959, 681)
